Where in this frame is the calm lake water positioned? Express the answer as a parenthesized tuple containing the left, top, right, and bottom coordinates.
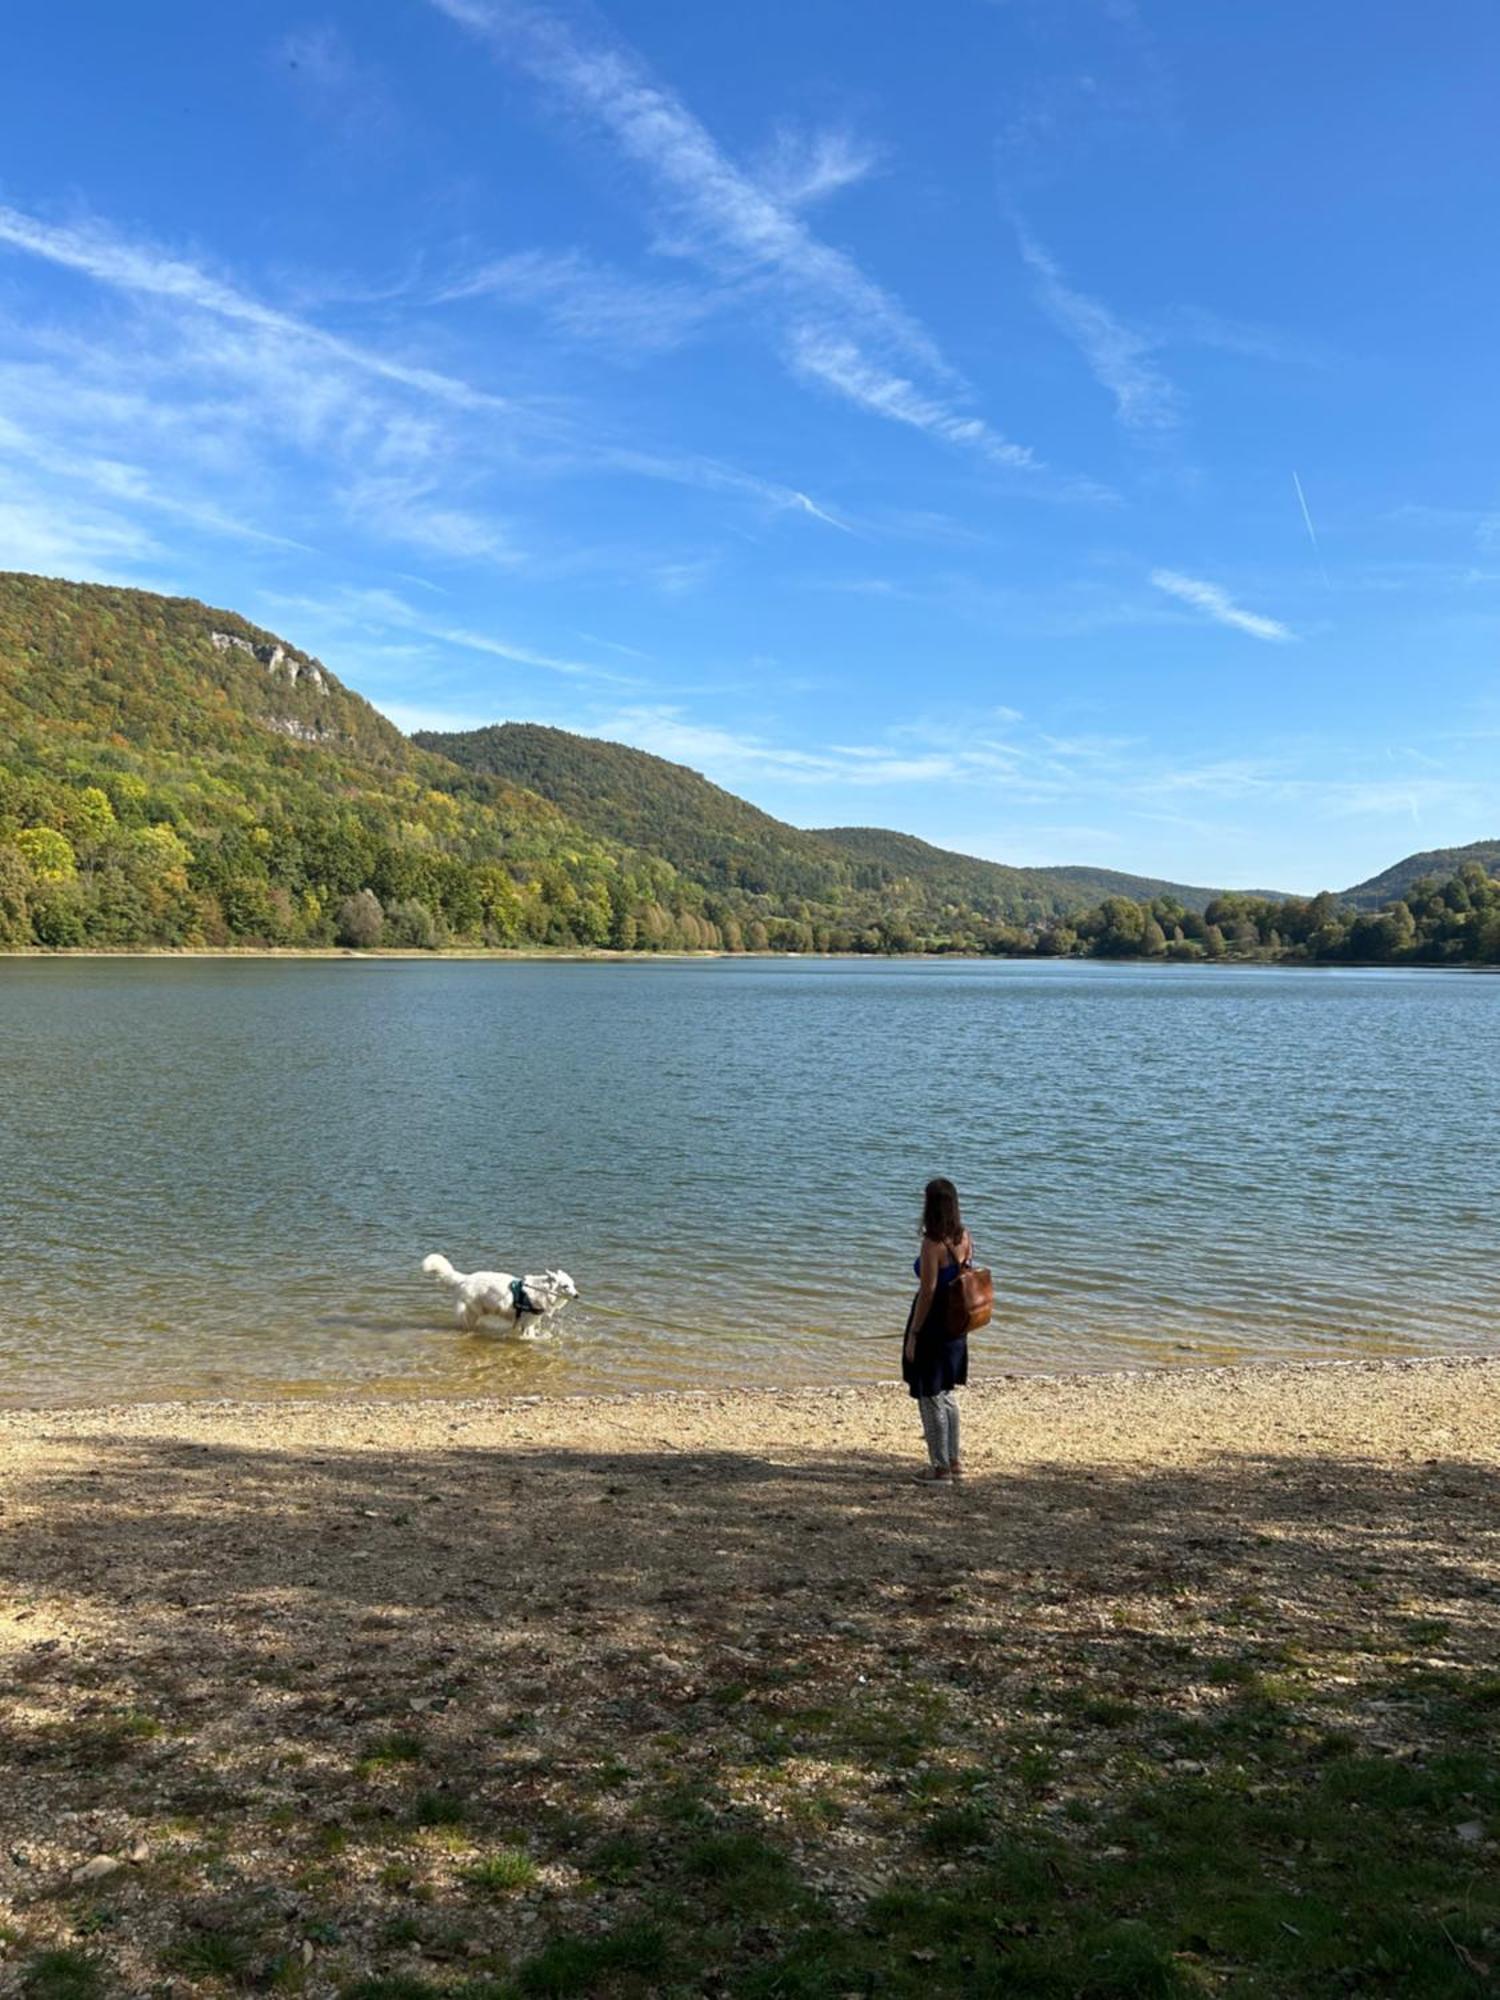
(1, 956, 1496, 1407)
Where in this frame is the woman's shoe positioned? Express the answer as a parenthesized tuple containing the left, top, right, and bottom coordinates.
(912, 1464, 951, 1483)
(947, 1460, 965, 1480)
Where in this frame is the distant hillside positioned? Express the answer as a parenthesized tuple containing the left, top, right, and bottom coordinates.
(416, 721, 848, 902)
(0, 573, 698, 951)
(0, 573, 409, 766)
(1, 572, 1231, 955)
(416, 724, 1232, 922)
(7, 569, 1493, 964)
(818, 827, 1230, 917)
(1342, 840, 1500, 909)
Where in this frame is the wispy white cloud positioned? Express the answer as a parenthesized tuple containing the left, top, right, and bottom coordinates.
(1160, 305, 1324, 367)
(590, 442, 854, 531)
(0, 480, 161, 579)
(427, 0, 1055, 482)
(0, 198, 854, 581)
(583, 705, 964, 785)
(377, 698, 496, 735)
(437, 246, 717, 355)
(427, 0, 941, 362)
(1150, 568, 1294, 642)
(0, 204, 518, 417)
(788, 329, 1039, 469)
(1017, 229, 1178, 432)
(267, 585, 640, 686)
(0, 405, 305, 550)
(753, 123, 881, 209)
(337, 472, 524, 565)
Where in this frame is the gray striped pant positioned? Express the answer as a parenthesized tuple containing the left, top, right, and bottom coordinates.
(918, 1389, 961, 1468)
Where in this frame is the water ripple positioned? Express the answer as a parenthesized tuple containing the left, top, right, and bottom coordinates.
(1, 957, 1496, 1404)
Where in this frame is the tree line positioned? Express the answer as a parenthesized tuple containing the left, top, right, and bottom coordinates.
(2, 757, 1496, 965)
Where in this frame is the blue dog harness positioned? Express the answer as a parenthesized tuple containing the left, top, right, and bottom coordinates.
(510, 1277, 541, 1318)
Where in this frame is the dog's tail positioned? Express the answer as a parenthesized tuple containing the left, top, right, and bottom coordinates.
(422, 1253, 459, 1286)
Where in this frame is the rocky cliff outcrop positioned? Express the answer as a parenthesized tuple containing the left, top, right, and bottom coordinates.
(210, 630, 327, 689)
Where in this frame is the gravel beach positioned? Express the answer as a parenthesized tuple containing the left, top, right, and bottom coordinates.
(3, 1357, 1497, 1996)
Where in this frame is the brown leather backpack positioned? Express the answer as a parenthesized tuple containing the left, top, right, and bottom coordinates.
(946, 1242, 994, 1336)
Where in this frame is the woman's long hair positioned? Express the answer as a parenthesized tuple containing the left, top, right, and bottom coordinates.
(921, 1177, 963, 1245)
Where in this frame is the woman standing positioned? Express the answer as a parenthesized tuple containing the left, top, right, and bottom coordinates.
(902, 1177, 972, 1482)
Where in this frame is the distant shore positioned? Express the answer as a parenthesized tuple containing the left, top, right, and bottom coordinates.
(3, 945, 1495, 971)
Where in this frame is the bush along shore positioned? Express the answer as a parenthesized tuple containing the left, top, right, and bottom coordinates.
(2, 1360, 1498, 1997)
(7, 866, 1500, 968)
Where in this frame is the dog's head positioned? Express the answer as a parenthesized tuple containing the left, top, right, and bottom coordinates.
(537, 1269, 578, 1309)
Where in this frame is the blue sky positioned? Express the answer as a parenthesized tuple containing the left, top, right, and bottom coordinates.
(2, 0, 1497, 892)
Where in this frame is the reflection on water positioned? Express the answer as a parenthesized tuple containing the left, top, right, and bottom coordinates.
(1, 956, 1496, 1405)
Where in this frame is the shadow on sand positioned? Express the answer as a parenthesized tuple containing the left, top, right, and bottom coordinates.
(3, 1429, 1499, 1995)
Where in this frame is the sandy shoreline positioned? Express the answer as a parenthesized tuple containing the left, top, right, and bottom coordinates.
(3, 1349, 1496, 1445)
(4, 1355, 1498, 1995)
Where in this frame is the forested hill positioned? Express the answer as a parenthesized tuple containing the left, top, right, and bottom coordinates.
(0, 572, 695, 952)
(416, 721, 849, 903)
(815, 827, 1228, 917)
(1342, 840, 1500, 909)
(415, 722, 1225, 917)
(0, 571, 1215, 953)
(0, 572, 409, 765)
(3, 570, 1498, 964)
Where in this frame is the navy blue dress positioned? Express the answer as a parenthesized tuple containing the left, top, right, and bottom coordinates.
(901, 1245, 970, 1400)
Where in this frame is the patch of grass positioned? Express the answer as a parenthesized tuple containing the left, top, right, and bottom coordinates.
(586, 1831, 646, 1883)
(513, 1922, 667, 1996)
(1078, 1695, 1138, 1727)
(918, 1802, 990, 1856)
(647, 1781, 715, 1830)
(783, 1790, 843, 1832)
(462, 1846, 538, 1893)
(19, 1949, 106, 2000)
(586, 1756, 633, 1791)
(378, 1913, 426, 1947)
(42, 1709, 160, 1769)
(1016, 1746, 1058, 1795)
(679, 1829, 798, 1914)
(360, 1731, 425, 1770)
(347, 1977, 477, 2000)
(167, 1925, 258, 1980)
(341, 1980, 442, 2000)
(1402, 1616, 1453, 1645)
(834, 1699, 940, 1764)
(410, 1789, 467, 1827)
(1205, 1654, 1262, 1687)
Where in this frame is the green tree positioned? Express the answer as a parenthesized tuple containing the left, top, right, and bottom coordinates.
(385, 897, 444, 949)
(1091, 896, 1147, 956)
(16, 825, 77, 882)
(0, 843, 33, 945)
(335, 889, 385, 949)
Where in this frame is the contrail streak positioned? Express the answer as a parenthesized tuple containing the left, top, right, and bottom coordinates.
(1292, 469, 1330, 587)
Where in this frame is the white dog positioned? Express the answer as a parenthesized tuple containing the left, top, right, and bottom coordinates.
(422, 1253, 578, 1335)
